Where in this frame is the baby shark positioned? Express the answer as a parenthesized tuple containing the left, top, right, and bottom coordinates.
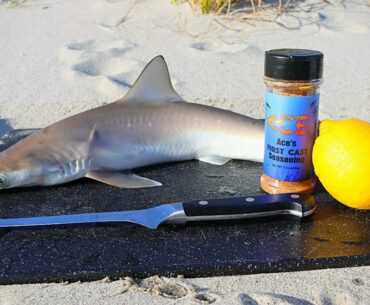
(0, 56, 264, 190)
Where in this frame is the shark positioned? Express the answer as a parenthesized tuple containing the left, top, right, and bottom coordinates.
(0, 56, 264, 190)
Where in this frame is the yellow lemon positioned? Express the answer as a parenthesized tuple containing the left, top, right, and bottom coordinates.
(312, 119, 370, 209)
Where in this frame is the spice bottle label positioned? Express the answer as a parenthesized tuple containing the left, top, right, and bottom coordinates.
(263, 92, 319, 181)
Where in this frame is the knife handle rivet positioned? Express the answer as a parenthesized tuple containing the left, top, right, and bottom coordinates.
(290, 194, 300, 199)
(245, 197, 255, 202)
(199, 201, 208, 205)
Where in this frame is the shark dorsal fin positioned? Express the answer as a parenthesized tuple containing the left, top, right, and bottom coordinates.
(117, 56, 185, 104)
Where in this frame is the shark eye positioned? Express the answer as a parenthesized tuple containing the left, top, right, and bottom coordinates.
(0, 174, 8, 188)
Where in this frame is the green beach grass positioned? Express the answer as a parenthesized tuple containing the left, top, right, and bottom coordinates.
(172, 0, 294, 14)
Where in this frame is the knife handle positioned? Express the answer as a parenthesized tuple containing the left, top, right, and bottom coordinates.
(181, 193, 316, 219)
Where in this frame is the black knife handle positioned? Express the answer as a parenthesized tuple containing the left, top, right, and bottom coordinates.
(182, 193, 316, 218)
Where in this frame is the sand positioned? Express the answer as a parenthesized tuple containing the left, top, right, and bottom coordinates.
(1, 0, 369, 133)
(0, 267, 369, 304)
(0, 0, 369, 304)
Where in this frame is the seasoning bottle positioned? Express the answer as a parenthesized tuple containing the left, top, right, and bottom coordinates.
(260, 49, 323, 194)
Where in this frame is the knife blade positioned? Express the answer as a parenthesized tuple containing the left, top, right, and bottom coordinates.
(0, 193, 316, 229)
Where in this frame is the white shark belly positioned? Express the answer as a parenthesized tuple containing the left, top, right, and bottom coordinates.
(89, 138, 200, 171)
(87, 126, 262, 172)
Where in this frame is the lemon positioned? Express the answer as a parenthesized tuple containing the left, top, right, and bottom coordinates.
(312, 119, 370, 209)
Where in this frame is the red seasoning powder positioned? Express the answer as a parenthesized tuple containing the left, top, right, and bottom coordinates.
(260, 49, 323, 194)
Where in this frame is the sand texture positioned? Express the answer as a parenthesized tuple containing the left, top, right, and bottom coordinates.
(0, 267, 369, 305)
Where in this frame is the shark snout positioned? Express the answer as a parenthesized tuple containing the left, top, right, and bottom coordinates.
(0, 165, 64, 190)
(0, 169, 41, 190)
(0, 173, 10, 189)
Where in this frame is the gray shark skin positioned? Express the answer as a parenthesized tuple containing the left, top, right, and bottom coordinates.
(0, 56, 264, 190)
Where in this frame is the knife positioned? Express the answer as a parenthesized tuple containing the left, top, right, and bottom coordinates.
(0, 193, 316, 229)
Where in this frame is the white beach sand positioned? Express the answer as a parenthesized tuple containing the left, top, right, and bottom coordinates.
(0, 0, 369, 304)
(0, 267, 369, 305)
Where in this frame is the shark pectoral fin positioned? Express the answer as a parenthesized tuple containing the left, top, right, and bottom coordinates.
(198, 156, 231, 165)
(117, 56, 185, 104)
(86, 171, 162, 188)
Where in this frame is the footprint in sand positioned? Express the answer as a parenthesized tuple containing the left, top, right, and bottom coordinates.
(120, 276, 217, 303)
(66, 39, 96, 51)
(188, 40, 263, 60)
(60, 38, 144, 98)
(190, 40, 253, 54)
(238, 292, 314, 305)
(95, 0, 138, 28)
(61, 39, 181, 99)
(319, 12, 369, 34)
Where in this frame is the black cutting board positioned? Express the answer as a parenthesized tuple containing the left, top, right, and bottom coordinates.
(0, 129, 369, 284)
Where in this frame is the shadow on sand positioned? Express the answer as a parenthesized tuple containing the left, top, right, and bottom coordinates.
(0, 118, 13, 138)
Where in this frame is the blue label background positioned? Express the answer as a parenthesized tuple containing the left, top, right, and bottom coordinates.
(263, 92, 319, 181)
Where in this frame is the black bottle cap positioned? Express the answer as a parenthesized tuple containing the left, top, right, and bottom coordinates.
(265, 49, 323, 81)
